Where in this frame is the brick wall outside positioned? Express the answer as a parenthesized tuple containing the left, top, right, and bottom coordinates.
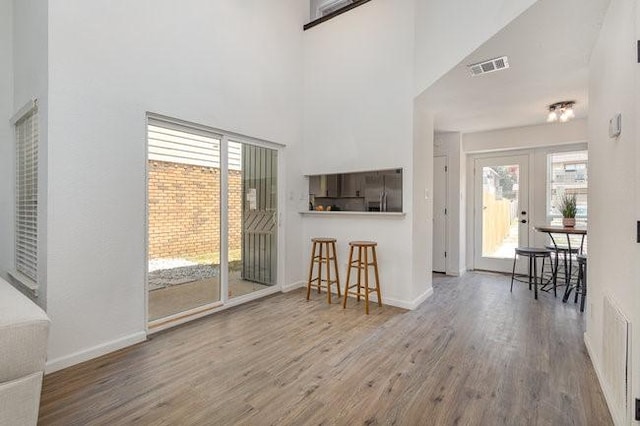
(148, 160, 243, 260)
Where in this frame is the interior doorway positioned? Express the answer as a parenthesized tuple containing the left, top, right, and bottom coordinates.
(473, 154, 529, 273)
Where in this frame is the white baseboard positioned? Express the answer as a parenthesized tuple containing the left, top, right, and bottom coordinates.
(287, 280, 434, 311)
(45, 331, 147, 374)
(282, 280, 305, 292)
(385, 286, 434, 310)
(584, 332, 624, 426)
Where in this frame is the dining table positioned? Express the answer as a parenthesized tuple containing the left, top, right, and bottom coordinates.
(534, 225, 587, 303)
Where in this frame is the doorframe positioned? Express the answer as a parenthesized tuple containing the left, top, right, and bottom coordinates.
(467, 149, 535, 272)
(433, 155, 448, 273)
(144, 112, 285, 334)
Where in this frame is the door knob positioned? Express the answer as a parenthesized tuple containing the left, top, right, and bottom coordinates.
(520, 219, 527, 224)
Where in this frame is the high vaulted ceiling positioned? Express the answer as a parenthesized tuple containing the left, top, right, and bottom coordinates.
(421, 0, 611, 133)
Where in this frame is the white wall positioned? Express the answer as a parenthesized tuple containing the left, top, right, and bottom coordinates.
(11, 0, 49, 308)
(302, 0, 432, 308)
(414, 0, 537, 96)
(303, 0, 414, 176)
(462, 119, 588, 153)
(434, 132, 465, 275)
(0, 0, 13, 283)
(412, 106, 434, 299)
(585, 0, 639, 423)
(44, 0, 306, 369)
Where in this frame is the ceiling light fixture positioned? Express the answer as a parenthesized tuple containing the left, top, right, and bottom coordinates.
(547, 101, 576, 123)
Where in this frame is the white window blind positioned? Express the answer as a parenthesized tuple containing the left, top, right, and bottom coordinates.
(15, 107, 39, 283)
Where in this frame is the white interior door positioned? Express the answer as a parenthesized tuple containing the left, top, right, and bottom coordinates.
(433, 156, 447, 273)
(474, 155, 529, 272)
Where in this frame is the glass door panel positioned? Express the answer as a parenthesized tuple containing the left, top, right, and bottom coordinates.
(547, 150, 589, 250)
(227, 141, 278, 298)
(474, 155, 529, 272)
(147, 121, 222, 321)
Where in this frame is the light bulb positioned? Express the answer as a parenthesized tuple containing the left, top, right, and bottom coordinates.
(564, 107, 575, 119)
(559, 110, 569, 122)
(547, 111, 558, 122)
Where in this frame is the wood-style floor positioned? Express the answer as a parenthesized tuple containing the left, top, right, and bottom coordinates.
(39, 273, 612, 425)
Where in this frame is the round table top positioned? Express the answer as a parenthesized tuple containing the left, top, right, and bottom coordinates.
(534, 225, 587, 235)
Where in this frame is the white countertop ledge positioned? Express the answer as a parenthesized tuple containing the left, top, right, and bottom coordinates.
(299, 211, 406, 217)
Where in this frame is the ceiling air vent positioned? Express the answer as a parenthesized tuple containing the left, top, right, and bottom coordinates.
(468, 56, 510, 77)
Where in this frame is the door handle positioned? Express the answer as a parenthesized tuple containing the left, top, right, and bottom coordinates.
(521, 219, 527, 224)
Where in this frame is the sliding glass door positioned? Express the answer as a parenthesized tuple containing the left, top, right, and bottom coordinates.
(147, 121, 222, 321)
(147, 117, 278, 325)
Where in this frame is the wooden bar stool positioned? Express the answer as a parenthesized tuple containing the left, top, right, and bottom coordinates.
(342, 241, 382, 314)
(306, 238, 341, 303)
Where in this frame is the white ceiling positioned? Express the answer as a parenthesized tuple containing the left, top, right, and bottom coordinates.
(421, 0, 611, 133)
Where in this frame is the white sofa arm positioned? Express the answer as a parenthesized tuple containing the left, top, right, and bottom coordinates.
(0, 277, 50, 426)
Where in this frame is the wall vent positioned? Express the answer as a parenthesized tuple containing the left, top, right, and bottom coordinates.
(468, 56, 510, 77)
(602, 294, 631, 424)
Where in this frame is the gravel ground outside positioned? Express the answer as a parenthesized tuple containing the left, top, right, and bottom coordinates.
(149, 259, 220, 290)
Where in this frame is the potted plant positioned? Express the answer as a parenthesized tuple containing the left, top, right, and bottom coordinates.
(558, 193, 577, 227)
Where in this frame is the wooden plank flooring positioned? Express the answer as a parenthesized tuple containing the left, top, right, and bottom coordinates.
(39, 272, 612, 425)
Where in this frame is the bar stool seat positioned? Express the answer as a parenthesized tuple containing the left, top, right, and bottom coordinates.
(511, 247, 552, 300)
(342, 241, 381, 314)
(306, 237, 341, 303)
(516, 247, 551, 255)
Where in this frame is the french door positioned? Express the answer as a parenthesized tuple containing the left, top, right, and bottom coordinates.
(474, 155, 529, 272)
